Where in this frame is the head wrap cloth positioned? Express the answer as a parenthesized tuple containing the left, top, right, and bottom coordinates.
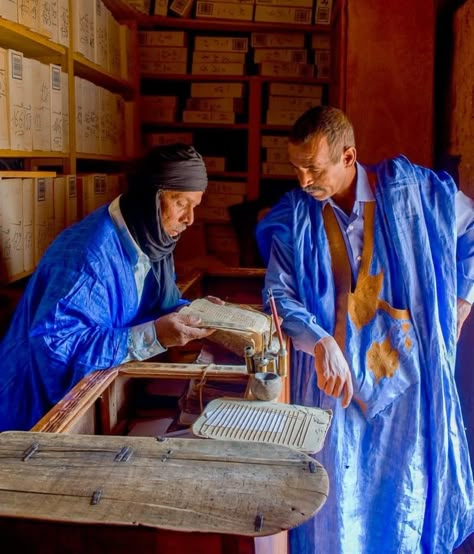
(119, 143, 207, 312)
(138, 143, 207, 192)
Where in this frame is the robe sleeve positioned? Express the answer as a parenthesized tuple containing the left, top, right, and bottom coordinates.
(455, 190, 474, 304)
(256, 195, 330, 356)
(30, 266, 143, 387)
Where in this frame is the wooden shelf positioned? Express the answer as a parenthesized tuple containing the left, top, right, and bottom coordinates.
(141, 73, 250, 82)
(0, 18, 65, 59)
(142, 74, 330, 85)
(102, 0, 149, 20)
(0, 150, 69, 158)
(2, 269, 34, 285)
(142, 122, 249, 130)
(75, 153, 135, 161)
(207, 171, 248, 179)
(139, 16, 332, 34)
(0, 170, 57, 177)
(73, 54, 135, 99)
(261, 174, 295, 181)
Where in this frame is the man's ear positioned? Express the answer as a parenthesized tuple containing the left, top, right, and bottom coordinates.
(342, 146, 357, 167)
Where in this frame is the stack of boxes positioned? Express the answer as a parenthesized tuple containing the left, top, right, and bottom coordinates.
(265, 82, 323, 126)
(195, 0, 254, 22)
(138, 30, 188, 75)
(254, 0, 313, 26)
(183, 81, 246, 125)
(151, 0, 333, 25)
(312, 33, 331, 78)
(191, 36, 248, 76)
(251, 31, 313, 78)
(261, 135, 292, 177)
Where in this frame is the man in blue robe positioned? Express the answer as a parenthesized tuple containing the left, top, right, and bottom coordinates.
(256, 106, 474, 553)
(0, 144, 216, 431)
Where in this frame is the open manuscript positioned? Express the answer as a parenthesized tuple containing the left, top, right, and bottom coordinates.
(179, 298, 273, 356)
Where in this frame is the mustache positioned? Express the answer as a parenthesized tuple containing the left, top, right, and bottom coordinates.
(303, 186, 324, 194)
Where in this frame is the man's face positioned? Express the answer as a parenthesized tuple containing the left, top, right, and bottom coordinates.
(288, 135, 353, 201)
(159, 190, 203, 237)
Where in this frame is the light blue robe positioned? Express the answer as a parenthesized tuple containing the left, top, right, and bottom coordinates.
(0, 206, 182, 431)
(256, 155, 474, 553)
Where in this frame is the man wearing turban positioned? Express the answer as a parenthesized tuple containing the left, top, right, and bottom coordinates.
(0, 144, 215, 431)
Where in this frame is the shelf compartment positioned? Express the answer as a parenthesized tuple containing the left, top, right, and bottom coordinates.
(0, 150, 69, 158)
(102, 0, 148, 20)
(141, 73, 250, 82)
(139, 16, 332, 34)
(73, 54, 135, 98)
(75, 153, 135, 161)
(207, 171, 248, 179)
(142, 122, 249, 130)
(0, 18, 66, 59)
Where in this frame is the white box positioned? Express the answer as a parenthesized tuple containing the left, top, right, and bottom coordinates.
(50, 63, 63, 151)
(22, 177, 34, 273)
(191, 62, 244, 76)
(196, 1, 254, 21)
(254, 49, 307, 63)
(251, 32, 305, 48)
(31, 60, 52, 151)
(7, 49, 26, 151)
(268, 95, 321, 112)
(0, 178, 23, 279)
(0, 48, 9, 150)
(269, 82, 323, 98)
(194, 36, 248, 52)
(193, 51, 245, 64)
(18, 0, 40, 32)
(0, 0, 18, 22)
(259, 62, 313, 78)
(261, 135, 287, 149)
(254, 5, 312, 24)
(315, 0, 332, 24)
(191, 82, 244, 97)
(140, 46, 188, 64)
(57, 0, 70, 47)
(138, 31, 186, 47)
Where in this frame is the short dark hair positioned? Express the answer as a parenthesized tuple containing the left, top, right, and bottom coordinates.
(289, 106, 355, 163)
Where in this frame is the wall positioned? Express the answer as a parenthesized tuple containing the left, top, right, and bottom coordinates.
(448, 1, 474, 197)
(450, 0, 474, 510)
(343, 0, 435, 167)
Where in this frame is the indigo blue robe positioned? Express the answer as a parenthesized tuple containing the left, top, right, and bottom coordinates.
(257, 156, 474, 553)
(0, 205, 182, 431)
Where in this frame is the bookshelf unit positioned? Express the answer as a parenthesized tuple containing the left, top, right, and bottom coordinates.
(0, 1, 142, 286)
(0, 4, 141, 173)
(137, 11, 344, 202)
(133, 2, 344, 268)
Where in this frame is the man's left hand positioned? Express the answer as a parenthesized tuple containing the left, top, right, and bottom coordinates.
(457, 298, 472, 340)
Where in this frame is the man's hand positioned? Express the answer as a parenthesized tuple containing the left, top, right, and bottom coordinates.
(154, 312, 215, 348)
(314, 336, 353, 408)
(457, 297, 472, 341)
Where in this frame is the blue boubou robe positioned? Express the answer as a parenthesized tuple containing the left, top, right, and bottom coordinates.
(257, 155, 474, 553)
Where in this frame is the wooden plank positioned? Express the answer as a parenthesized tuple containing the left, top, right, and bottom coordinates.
(0, 171, 57, 177)
(31, 369, 119, 433)
(0, 432, 329, 536)
(118, 361, 249, 380)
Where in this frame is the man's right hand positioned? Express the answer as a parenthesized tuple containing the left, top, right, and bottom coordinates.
(154, 312, 215, 348)
(314, 336, 353, 408)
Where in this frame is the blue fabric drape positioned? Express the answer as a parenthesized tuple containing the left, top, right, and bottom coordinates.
(0, 206, 181, 431)
(256, 155, 474, 553)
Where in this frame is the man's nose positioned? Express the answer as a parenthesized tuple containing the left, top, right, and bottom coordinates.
(183, 207, 194, 226)
(297, 168, 313, 188)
